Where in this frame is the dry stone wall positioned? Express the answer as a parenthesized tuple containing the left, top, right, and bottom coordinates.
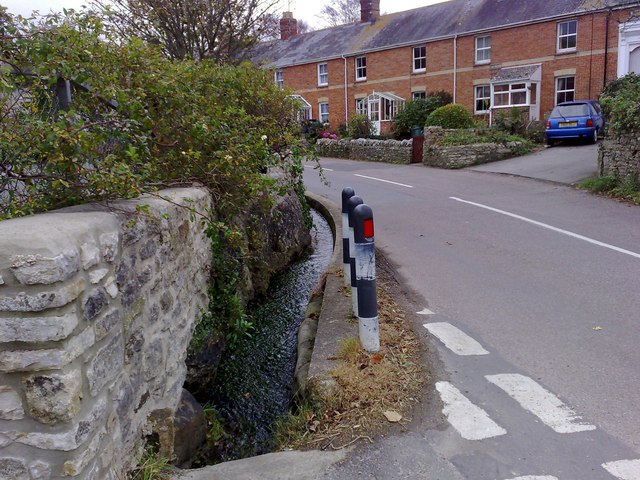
(0, 188, 212, 479)
(315, 138, 412, 164)
(598, 133, 640, 180)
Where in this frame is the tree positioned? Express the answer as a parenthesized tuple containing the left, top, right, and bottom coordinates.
(90, 0, 279, 62)
(318, 0, 360, 27)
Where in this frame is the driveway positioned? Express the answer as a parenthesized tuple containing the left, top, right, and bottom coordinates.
(469, 141, 598, 184)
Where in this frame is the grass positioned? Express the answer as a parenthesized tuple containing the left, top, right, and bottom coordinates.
(274, 280, 425, 451)
(127, 446, 174, 480)
(438, 129, 529, 147)
(579, 175, 640, 204)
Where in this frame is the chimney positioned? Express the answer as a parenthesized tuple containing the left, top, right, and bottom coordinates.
(280, 12, 298, 40)
(360, 0, 380, 22)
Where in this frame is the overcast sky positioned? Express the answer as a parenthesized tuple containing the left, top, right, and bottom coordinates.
(1, 0, 448, 29)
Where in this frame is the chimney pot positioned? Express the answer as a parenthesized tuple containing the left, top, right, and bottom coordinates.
(280, 11, 298, 40)
(360, 0, 380, 22)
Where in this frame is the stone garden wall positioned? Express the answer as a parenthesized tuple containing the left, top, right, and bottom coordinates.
(315, 138, 412, 164)
(0, 188, 212, 479)
(598, 133, 640, 180)
(423, 126, 525, 169)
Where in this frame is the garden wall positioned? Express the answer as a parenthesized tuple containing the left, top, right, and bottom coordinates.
(598, 133, 640, 180)
(0, 188, 212, 479)
(423, 126, 526, 169)
(315, 138, 412, 164)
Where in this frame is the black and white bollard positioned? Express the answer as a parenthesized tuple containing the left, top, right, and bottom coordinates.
(341, 187, 355, 287)
(353, 203, 380, 353)
(347, 195, 363, 317)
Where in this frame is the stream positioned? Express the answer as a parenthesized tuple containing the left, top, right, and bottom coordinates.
(205, 208, 333, 461)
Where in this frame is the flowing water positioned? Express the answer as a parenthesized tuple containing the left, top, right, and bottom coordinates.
(208, 209, 333, 461)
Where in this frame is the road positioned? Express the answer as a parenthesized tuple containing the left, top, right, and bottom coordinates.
(303, 155, 640, 480)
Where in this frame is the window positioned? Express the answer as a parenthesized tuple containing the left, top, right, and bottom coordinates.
(474, 85, 491, 113)
(412, 91, 426, 100)
(317, 63, 328, 86)
(355, 56, 367, 81)
(475, 36, 491, 64)
(557, 20, 577, 52)
(413, 46, 426, 72)
(275, 70, 283, 89)
(355, 98, 368, 115)
(555, 76, 575, 104)
(493, 82, 528, 107)
(319, 102, 329, 123)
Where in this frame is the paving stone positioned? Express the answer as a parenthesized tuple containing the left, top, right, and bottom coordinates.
(0, 277, 85, 313)
(0, 311, 78, 343)
(99, 233, 119, 263)
(0, 458, 29, 480)
(28, 461, 51, 480)
(23, 369, 83, 425)
(0, 386, 24, 420)
(83, 289, 108, 322)
(80, 243, 101, 270)
(86, 334, 124, 396)
(88, 268, 108, 285)
(10, 250, 80, 285)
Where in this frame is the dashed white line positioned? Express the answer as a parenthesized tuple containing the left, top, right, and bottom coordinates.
(417, 307, 435, 315)
(424, 322, 489, 356)
(602, 459, 640, 479)
(486, 374, 596, 433)
(435, 381, 507, 440)
(303, 165, 333, 171)
(450, 196, 640, 260)
(505, 476, 558, 480)
(354, 174, 414, 188)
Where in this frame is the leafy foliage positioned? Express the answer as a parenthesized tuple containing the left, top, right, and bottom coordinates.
(348, 114, 375, 138)
(0, 11, 310, 221)
(438, 129, 529, 147)
(600, 73, 640, 133)
(493, 107, 527, 135)
(392, 92, 452, 139)
(425, 103, 475, 129)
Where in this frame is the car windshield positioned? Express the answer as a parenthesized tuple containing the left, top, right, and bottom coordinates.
(551, 104, 589, 118)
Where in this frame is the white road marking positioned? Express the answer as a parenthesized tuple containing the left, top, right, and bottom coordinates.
(354, 174, 414, 188)
(435, 381, 507, 440)
(417, 307, 435, 315)
(303, 165, 333, 171)
(602, 459, 640, 479)
(505, 476, 558, 480)
(450, 197, 640, 260)
(424, 322, 489, 356)
(486, 374, 597, 433)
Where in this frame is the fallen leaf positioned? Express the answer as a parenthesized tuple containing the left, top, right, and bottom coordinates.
(383, 410, 402, 423)
(371, 353, 384, 364)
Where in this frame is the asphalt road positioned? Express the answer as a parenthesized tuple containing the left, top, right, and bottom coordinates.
(303, 152, 640, 480)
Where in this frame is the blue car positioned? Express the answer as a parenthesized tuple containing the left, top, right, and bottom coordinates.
(545, 100, 605, 146)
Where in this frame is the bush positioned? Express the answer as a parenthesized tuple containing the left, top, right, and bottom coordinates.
(600, 73, 640, 133)
(493, 107, 527, 135)
(348, 114, 375, 138)
(392, 91, 452, 139)
(425, 104, 474, 129)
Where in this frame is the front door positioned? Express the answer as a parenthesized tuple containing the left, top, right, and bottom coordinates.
(368, 98, 380, 135)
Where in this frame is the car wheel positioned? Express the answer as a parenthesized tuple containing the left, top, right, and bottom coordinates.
(589, 129, 597, 144)
(546, 138, 554, 147)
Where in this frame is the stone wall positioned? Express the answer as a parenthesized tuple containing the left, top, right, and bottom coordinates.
(0, 188, 212, 479)
(315, 138, 412, 164)
(598, 133, 640, 180)
(423, 126, 526, 169)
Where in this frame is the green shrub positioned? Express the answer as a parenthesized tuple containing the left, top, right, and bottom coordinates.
(600, 73, 640, 133)
(348, 114, 375, 138)
(425, 104, 474, 129)
(392, 91, 452, 139)
(494, 107, 527, 135)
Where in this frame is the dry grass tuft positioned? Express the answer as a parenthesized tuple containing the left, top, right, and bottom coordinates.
(275, 281, 425, 451)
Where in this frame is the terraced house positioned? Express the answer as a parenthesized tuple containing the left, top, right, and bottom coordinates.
(250, 0, 640, 134)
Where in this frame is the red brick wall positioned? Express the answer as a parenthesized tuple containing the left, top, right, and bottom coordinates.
(277, 8, 634, 130)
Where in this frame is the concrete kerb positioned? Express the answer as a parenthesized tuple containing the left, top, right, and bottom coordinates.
(170, 192, 353, 479)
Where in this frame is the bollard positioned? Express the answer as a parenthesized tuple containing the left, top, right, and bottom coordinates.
(353, 203, 380, 353)
(341, 187, 355, 287)
(347, 195, 363, 317)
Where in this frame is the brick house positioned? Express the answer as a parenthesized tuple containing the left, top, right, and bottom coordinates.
(250, 0, 640, 134)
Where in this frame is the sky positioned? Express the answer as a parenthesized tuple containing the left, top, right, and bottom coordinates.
(1, 0, 449, 29)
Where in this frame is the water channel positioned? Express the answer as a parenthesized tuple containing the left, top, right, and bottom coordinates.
(205, 209, 333, 461)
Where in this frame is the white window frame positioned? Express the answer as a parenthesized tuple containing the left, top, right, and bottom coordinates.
(355, 98, 368, 115)
(412, 91, 426, 100)
(355, 56, 367, 81)
(317, 63, 328, 86)
(557, 20, 577, 52)
(555, 75, 576, 104)
(275, 70, 284, 89)
(319, 102, 329, 123)
(474, 85, 491, 113)
(492, 82, 529, 108)
(413, 46, 426, 73)
(475, 36, 491, 64)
